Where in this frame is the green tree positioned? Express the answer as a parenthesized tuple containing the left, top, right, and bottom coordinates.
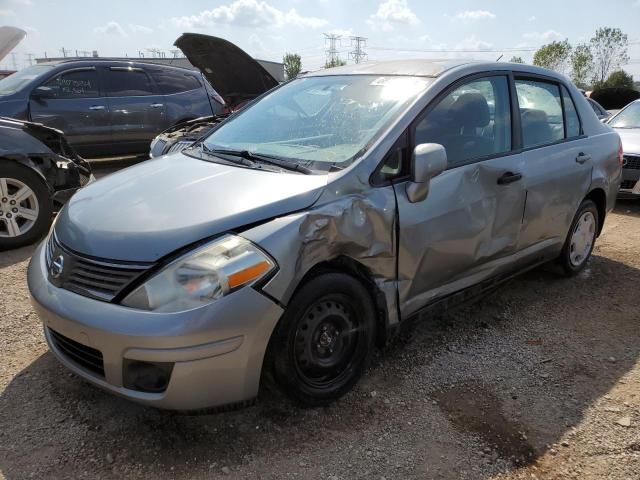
(324, 58, 347, 69)
(283, 52, 302, 80)
(533, 40, 572, 74)
(601, 70, 634, 89)
(570, 43, 594, 90)
(590, 27, 629, 85)
(509, 56, 524, 64)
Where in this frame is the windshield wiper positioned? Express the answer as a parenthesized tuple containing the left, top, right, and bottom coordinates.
(205, 147, 313, 174)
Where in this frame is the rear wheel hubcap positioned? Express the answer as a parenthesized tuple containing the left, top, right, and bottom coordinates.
(569, 211, 595, 267)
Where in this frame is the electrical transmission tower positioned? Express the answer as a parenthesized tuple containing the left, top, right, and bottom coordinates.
(349, 36, 368, 64)
(60, 47, 70, 58)
(324, 33, 342, 66)
(25, 53, 34, 66)
(10, 52, 18, 70)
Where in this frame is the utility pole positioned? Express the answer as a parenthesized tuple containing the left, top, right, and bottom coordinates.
(25, 53, 34, 66)
(349, 36, 368, 64)
(60, 47, 70, 58)
(324, 33, 342, 66)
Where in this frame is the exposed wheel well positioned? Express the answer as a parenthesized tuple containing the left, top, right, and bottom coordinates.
(585, 188, 606, 236)
(293, 256, 389, 347)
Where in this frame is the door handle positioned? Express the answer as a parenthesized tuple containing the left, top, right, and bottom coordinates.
(497, 171, 522, 185)
(89, 105, 105, 111)
(576, 152, 591, 164)
(150, 103, 164, 108)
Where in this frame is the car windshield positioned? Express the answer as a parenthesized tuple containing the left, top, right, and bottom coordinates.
(609, 102, 640, 129)
(201, 75, 432, 170)
(0, 65, 53, 96)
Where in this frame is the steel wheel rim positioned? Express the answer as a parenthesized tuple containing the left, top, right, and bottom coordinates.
(569, 211, 595, 267)
(293, 295, 363, 390)
(0, 177, 40, 238)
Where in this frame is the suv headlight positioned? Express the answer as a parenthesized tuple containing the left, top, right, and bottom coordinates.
(121, 235, 275, 313)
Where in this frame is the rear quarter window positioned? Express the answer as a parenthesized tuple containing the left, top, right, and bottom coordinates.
(150, 69, 202, 95)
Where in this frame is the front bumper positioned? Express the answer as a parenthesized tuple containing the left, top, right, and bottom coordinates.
(28, 242, 283, 410)
(618, 167, 640, 198)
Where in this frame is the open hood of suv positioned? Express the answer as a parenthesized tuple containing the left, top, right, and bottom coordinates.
(174, 33, 279, 108)
(0, 26, 26, 64)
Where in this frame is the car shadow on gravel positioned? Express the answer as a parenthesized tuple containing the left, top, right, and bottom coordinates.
(1, 255, 639, 479)
(613, 199, 640, 217)
(0, 243, 36, 268)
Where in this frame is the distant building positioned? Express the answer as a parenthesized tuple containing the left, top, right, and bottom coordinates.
(35, 56, 285, 82)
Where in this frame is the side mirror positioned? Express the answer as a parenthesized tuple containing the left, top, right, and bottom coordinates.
(406, 143, 447, 203)
(32, 85, 57, 99)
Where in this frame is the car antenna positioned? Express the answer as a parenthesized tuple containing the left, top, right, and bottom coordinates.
(496, 54, 503, 62)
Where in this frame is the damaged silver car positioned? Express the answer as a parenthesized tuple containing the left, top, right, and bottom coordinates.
(0, 118, 91, 250)
(29, 60, 621, 411)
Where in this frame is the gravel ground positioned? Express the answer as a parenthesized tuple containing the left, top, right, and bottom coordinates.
(1, 177, 639, 479)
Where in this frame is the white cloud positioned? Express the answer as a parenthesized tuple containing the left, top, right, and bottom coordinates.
(94, 21, 128, 37)
(0, 9, 15, 16)
(368, 0, 419, 31)
(528, 15, 536, 21)
(326, 28, 353, 38)
(523, 30, 564, 42)
(634, 0, 640, 7)
(454, 10, 496, 21)
(170, 0, 328, 29)
(128, 24, 153, 34)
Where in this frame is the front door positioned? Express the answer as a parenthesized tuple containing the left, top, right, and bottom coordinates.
(101, 66, 166, 154)
(393, 74, 526, 318)
(29, 67, 111, 154)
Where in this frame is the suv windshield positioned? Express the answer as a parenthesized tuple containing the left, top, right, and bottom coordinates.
(0, 65, 53, 96)
(609, 102, 640, 129)
(201, 75, 431, 170)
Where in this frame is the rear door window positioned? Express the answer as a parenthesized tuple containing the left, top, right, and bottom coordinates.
(515, 79, 564, 148)
(150, 69, 202, 94)
(42, 69, 100, 98)
(103, 68, 155, 96)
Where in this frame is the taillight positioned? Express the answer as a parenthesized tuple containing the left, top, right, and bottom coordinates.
(618, 141, 624, 166)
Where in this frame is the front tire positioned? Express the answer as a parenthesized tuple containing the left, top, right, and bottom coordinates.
(558, 199, 598, 276)
(0, 160, 53, 251)
(265, 273, 376, 406)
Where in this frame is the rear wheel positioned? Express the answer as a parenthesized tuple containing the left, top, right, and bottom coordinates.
(265, 273, 376, 406)
(558, 199, 598, 276)
(0, 161, 53, 251)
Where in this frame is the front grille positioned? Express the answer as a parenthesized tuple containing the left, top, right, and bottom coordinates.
(46, 234, 152, 302)
(623, 154, 640, 170)
(620, 180, 637, 190)
(48, 328, 105, 377)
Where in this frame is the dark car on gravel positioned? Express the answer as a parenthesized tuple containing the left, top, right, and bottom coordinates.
(0, 59, 222, 157)
(0, 117, 91, 250)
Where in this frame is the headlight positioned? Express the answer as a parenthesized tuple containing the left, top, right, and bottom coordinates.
(121, 235, 275, 313)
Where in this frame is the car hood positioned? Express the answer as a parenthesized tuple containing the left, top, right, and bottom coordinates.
(174, 33, 279, 107)
(0, 26, 26, 63)
(616, 128, 640, 155)
(55, 154, 327, 262)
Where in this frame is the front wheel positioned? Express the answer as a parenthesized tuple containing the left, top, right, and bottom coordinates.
(265, 273, 376, 406)
(558, 199, 598, 276)
(0, 161, 53, 251)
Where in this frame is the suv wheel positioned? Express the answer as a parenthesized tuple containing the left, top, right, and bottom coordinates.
(559, 199, 598, 276)
(265, 273, 376, 406)
(0, 161, 53, 251)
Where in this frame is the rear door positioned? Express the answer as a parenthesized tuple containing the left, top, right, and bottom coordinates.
(515, 77, 592, 251)
(392, 74, 527, 317)
(100, 66, 166, 153)
(29, 67, 111, 153)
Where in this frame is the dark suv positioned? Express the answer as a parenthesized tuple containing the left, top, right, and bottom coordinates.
(0, 59, 222, 157)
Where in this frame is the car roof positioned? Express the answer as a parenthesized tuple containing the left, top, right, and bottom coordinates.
(304, 59, 568, 80)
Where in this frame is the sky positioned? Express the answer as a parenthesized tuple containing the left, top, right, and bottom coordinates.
(1, 0, 639, 77)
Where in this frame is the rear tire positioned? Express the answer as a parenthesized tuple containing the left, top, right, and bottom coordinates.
(558, 199, 598, 276)
(0, 160, 53, 251)
(265, 273, 376, 406)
